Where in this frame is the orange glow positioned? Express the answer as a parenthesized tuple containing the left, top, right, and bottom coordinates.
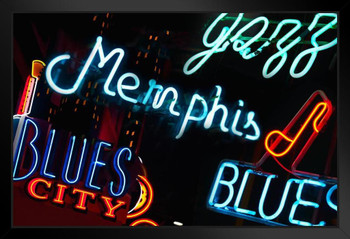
(265, 102, 330, 157)
(127, 175, 153, 219)
(27, 177, 52, 200)
(130, 218, 158, 226)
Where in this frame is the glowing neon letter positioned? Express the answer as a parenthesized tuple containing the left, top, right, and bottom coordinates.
(72, 188, 96, 211)
(204, 86, 229, 132)
(262, 19, 302, 78)
(259, 178, 299, 220)
(142, 79, 163, 105)
(290, 13, 337, 78)
(62, 137, 88, 184)
(100, 196, 126, 219)
(152, 87, 180, 116)
(229, 16, 269, 60)
(27, 177, 52, 200)
(116, 72, 140, 103)
(46, 36, 125, 95)
(208, 162, 239, 208)
(289, 179, 326, 226)
(109, 147, 132, 197)
(85, 141, 112, 190)
(40, 129, 56, 179)
(243, 112, 260, 140)
(175, 94, 208, 139)
(13, 118, 40, 181)
(52, 184, 68, 205)
(233, 169, 256, 215)
(183, 13, 244, 75)
(231, 100, 244, 136)
(326, 184, 337, 211)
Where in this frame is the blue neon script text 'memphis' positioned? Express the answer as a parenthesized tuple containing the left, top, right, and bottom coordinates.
(183, 13, 337, 79)
(45, 36, 260, 140)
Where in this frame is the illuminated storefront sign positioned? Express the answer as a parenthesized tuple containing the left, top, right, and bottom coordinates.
(208, 91, 337, 226)
(183, 13, 337, 79)
(45, 36, 260, 140)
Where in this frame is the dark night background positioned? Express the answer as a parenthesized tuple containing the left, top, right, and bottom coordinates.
(13, 13, 337, 226)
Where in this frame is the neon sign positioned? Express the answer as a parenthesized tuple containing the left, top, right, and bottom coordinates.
(13, 116, 157, 225)
(208, 160, 336, 226)
(16, 60, 46, 116)
(183, 13, 337, 79)
(45, 36, 261, 140)
(14, 118, 131, 197)
(208, 91, 337, 226)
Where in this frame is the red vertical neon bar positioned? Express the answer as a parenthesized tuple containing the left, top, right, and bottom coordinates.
(17, 76, 32, 115)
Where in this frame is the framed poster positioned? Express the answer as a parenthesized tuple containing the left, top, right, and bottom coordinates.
(1, 0, 350, 238)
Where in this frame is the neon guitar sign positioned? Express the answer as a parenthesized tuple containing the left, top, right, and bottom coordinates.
(184, 13, 337, 78)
